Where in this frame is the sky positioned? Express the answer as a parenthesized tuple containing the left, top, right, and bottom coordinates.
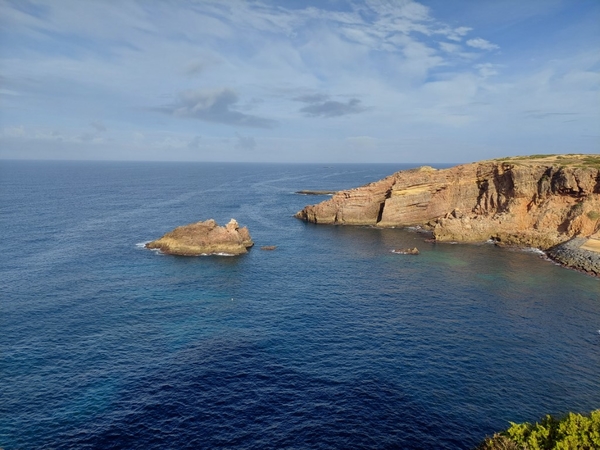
(0, 0, 599, 163)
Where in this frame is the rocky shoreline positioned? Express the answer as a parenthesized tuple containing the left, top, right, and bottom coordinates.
(296, 154, 600, 276)
(547, 237, 600, 277)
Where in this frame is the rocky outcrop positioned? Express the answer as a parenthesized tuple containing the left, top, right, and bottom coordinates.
(296, 155, 600, 274)
(146, 219, 253, 256)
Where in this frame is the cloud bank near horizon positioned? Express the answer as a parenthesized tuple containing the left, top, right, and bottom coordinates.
(0, 0, 598, 163)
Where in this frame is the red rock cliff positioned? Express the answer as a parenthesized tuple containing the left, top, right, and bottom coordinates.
(295, 155, 600, 250)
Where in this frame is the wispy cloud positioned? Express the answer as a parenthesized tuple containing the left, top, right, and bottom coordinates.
(523, 110, 580, 119)
(466, 37, 499, 51)
(442, 26, 472, 42)
(1, 0, 598, 162)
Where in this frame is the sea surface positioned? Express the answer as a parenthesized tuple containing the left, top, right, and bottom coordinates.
(1, 160, 599, 450)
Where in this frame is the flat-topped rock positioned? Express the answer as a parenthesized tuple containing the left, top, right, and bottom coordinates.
(146, 219, 253, 256)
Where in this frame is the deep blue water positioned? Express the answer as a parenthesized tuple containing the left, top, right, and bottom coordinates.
(1, 160, 599, 450)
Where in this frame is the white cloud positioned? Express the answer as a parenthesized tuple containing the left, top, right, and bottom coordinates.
(437, 26, 472, 42)
(2, 126, 26, 137)
(466, 38, 499, 51)
(439, 42, 461, 53)
(1, 0, 598, 162)
(475, 63, 501, 78)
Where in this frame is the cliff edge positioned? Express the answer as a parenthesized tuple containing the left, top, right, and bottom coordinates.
(295, 154, 600, 275)
(146, 219, 254, 256)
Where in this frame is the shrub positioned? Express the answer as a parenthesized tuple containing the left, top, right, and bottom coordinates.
(477, 410, 600, 450)
(587, 211, 600, 221)
(581, 156, 600, 169)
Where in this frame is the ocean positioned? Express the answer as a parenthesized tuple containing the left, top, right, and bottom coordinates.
(1, 160, 599, 449)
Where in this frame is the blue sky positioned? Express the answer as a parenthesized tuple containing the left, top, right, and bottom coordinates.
(1, 0, 598, 163)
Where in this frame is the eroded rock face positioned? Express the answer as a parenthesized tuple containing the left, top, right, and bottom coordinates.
(146, 219, 254, 256)
(295, 155, 600, 251)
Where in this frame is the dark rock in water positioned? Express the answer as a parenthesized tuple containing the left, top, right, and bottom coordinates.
(392, 247, 420, 255)
(146, 219, 253, 256)
(261, 246, 277, 251)
(295, 190, 337, 195)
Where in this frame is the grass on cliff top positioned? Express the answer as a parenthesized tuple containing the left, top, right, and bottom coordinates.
(493, 154, 600, 169)
(477, 410, 600, 450)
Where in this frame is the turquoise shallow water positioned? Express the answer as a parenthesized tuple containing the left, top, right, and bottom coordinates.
(1, 161, 599, 449)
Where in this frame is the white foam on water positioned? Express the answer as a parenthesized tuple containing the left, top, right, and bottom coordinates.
(135, 241, 151, 249)
(522, 247, 546, 256)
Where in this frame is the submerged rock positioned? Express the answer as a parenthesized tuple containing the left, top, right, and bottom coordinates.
(146, 219, 253, 256)
(260, 246, 277, 251)
(392, 247, 420, 255)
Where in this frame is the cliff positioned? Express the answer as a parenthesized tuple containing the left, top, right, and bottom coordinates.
(295, 155, 600, 275)
(146, 219, 254, 256)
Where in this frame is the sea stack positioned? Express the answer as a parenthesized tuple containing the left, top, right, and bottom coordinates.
(146, 219, 254, 256)
(295, 154, 600, 275)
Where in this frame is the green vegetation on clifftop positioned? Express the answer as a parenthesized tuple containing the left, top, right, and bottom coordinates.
(477, 410, 600, 449)
(493, 154, 600, 170)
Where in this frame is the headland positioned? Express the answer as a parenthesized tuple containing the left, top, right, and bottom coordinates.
(295, 154, 600, 276)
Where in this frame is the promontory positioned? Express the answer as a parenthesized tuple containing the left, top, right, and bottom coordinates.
(146, 219, 253, 256)
(295, 154, 600, 276)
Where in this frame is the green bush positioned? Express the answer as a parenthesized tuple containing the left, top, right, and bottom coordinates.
(587, 211, 600, 221)
(477, 410, 600, 450)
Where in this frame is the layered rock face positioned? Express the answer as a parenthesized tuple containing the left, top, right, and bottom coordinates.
(295, 155, 600, 253)
(146, 219, 253, 256)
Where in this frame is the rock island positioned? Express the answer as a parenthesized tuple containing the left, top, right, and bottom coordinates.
(146, 219, 253, 256)
(295, 154, 600, 275)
